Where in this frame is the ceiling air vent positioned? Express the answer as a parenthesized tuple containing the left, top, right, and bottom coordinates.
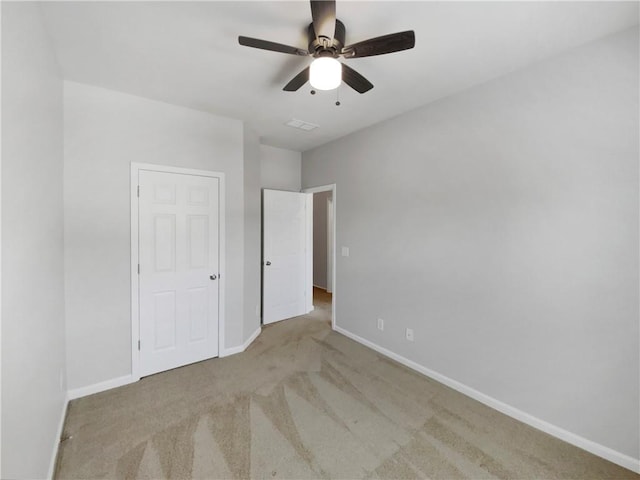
(285, 119, 319, 131)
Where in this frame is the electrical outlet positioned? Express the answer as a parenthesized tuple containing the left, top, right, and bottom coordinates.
(405, 328, 414, 342)
(377, 318, 384, 331)
(341, 246, 350, 257)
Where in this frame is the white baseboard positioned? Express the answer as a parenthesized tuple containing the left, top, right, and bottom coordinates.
(220, 326, 261, 357)
(334, 325, 640, 474)
(47, 393, 69, 479)
(244, 326, 262, 348)
(69, 330, 264, 399)
(313, 284, 332, 294)
(67, 374, 135, 401)
(313, 284, 333, 293)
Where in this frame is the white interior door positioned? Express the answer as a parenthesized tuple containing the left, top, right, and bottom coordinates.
(263, 189, 312, 325)
(138, 170, 220, 377)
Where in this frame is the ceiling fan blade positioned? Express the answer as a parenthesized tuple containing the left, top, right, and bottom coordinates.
(342, 31, 415, 58)
(283, 67, 310, 91)
(310, 0, 336, 41)
(238, 36, 308, 56)
(341, 63, 373, 94)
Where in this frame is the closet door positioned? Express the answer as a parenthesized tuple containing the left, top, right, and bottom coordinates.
(138, 170, 220, 376)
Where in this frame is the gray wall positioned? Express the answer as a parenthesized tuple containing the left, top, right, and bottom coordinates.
(64, 81, 246, 390)
(260, 144, 301, 191)
(1, 3, 67, 477)
(243, 126, 262, 340)
(302, 28, 639, 460)
(313, 191, 331, 289)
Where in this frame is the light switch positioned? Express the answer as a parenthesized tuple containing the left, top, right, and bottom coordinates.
(341, 246, 350, 257)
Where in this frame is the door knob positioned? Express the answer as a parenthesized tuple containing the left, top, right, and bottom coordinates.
(265, 261, 271, 266)
(210, 274, 217, 280)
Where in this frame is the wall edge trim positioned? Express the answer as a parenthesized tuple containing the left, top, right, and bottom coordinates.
(47, 393, 69, 479)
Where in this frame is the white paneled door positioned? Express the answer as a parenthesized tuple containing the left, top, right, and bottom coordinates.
(263, 189, 313, 325)
(138, 170, 220, 377)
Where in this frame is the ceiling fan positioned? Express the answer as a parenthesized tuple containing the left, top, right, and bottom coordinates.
(238, 0, 415, 94)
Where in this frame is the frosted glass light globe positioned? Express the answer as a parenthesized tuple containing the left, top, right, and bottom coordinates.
(309, 57, 342, 91)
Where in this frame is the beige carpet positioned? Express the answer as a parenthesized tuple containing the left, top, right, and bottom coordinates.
(56, 289, 637, 479)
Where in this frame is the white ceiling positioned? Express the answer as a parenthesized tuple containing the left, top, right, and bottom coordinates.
(40, 1, 638, 152)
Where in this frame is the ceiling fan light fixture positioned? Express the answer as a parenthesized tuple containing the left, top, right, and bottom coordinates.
(239, 0, 416, 94)
(309, 57, 342, 90)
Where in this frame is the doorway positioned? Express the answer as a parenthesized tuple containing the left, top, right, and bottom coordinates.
(304, 184, 336, 329)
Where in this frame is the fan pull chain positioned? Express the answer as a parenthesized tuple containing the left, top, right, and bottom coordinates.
(335, 87, 341, 106)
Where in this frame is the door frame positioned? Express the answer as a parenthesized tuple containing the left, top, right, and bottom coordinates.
(326, 196, 333, 293)
(130, 162, 226, 381)
(302, 184, 337, 330)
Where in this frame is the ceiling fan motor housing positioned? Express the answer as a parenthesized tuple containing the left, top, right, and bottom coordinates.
(308, 19, 345, 57)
